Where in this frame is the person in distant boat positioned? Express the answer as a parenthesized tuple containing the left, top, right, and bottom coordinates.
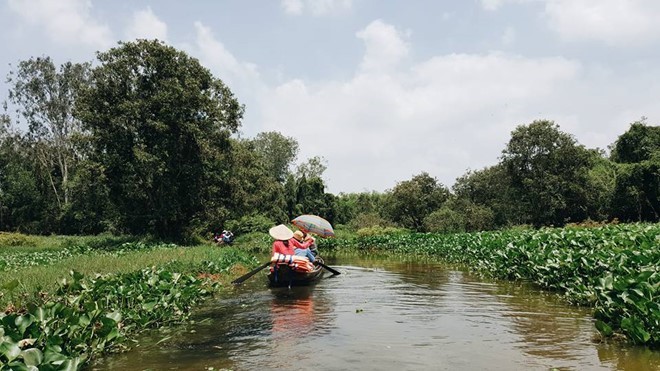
(270, 224, 296, 255)
(292, 230, 315, 262)
(221, 230, 234, 245)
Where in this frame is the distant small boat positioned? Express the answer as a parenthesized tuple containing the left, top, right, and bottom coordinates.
(268, 257, 325, 287)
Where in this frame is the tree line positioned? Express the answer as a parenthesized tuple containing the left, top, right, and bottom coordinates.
(0, 40, 658, 241)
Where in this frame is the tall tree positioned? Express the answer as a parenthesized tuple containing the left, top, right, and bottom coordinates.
(610, 120, 660, 222)
(76, 40, 244, 240)
(453, 165, 524, 227)
(383, 172, 449, 231)
(333, 191, 387, 226)
(296, 156, 327, 180)
(501, 120, 595, 226)
(6, 57, 91, 210)
(251, 131, 299, 182)
(294, 175, 330, 218)
(0, 122, 47, 233)
(610, 119, 660, 163)
(225, 138, 287, 223)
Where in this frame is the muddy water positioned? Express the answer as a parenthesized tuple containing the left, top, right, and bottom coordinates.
(93, 255, 660, 370)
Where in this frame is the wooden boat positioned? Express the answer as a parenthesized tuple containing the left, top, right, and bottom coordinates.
(268, 257, 325, 287)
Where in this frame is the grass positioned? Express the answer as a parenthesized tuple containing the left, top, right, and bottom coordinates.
(0, 232, 138, 253)
(0, 242, 259, 309)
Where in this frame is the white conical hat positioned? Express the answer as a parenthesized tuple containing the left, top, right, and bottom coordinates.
(269, 224, 294, 240)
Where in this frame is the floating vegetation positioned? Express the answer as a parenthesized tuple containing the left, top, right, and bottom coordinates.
(0, 242, 255, 370)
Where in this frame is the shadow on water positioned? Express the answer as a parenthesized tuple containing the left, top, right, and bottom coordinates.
(93, 254, 660, 370)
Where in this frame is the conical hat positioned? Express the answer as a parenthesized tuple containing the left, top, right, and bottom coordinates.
(269, 224, 294, 240)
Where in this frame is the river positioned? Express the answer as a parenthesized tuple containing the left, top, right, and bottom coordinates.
(93, 255, 660, 370)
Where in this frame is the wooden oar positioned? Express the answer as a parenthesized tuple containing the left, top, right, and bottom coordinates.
(231, 261, 271, 285)
(317, 261, 341, 275)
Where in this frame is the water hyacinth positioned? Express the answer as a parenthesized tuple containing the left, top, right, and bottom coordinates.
(0, 258, 241, 370)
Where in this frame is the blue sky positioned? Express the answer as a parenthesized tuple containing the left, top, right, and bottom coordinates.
(2, 0, 659, 194)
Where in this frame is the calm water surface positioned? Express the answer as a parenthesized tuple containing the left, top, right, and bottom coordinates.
(93, 255, 660, 370)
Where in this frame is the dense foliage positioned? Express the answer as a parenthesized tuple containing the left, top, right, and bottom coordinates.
(75, 40, 244, 240)
(1, 40, 659, 240)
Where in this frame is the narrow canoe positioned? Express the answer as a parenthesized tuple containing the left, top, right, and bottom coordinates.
(268, 257, 325, 287)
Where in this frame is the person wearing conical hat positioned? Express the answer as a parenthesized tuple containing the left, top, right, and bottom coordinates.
(269, 224, 296, 255)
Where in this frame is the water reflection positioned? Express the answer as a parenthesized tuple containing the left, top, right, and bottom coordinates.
(270, 286, 324, 339)
(597, 344, 660, 371)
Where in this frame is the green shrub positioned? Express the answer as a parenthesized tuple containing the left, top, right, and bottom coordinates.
(225, 214, 275, 236)
(348, 212, 394, 231)
(232, 231, 271, 253)
(0, 232, 40, 247)
(356, 226, 407, 237)
(423, 207, 464, 233)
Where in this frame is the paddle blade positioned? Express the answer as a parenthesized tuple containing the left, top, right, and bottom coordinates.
(317, 262, 341, 275)
(231, 261, 271, 285)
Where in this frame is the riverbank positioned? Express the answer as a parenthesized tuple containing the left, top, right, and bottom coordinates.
(0, 233, 258, 369)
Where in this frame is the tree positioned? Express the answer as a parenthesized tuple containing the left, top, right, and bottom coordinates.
(6, 57, 91, 211)
(333, 191, 387, 226)
(0, 110, 8, 229)
(251, 131, 299, 182)
(423, 207, 464, 233)
(0, 127, 48, 233)
(296, 156, 327, 179)
(76, 40, 244, 240)
(609, 120, 660, 222)
(383, 172, 449, 231)
(294, 175, 332, 218)
(448, 198, 495, 232)
(610, 162, 659, 222)
(584, 154, 617, 221)
(453, 165, 524, 227)
(59, 161, 115, 234)
(224, 139, 287, 224)
(500, 120, 595, 226)
(610, 119, 660, 163)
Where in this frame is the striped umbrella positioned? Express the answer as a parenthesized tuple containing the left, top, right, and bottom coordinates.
(291, 215, 335, 238)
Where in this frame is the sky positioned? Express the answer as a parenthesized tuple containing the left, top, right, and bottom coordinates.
(1, 0, 659, 194)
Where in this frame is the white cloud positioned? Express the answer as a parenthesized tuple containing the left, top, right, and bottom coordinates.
(125, 7, 168, 42)
(543, 0, 660, 45)
(281, 0, 353, 16)
(481, 0, 660, 46)
(259, 21, 589, 193)
(5, 3, 658, 194)
(481, 0, 504, 11)
(356, 20, 410, 73)
(191, 22, 262, 92)
(501, 26, 515, 46)
(7, 0, 113, 49)
(187, 22, 268, 137)
(480, 0, 530, 11)
(281, 0, 304, 15)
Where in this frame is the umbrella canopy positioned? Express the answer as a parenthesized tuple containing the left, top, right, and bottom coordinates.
(292, 215, 335, 238)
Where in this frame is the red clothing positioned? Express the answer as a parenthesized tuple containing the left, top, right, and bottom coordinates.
(290, 238, 312, 249)
(272, 240, 295, 255)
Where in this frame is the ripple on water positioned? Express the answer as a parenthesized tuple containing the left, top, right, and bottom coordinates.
(92, 260, 660, 371)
